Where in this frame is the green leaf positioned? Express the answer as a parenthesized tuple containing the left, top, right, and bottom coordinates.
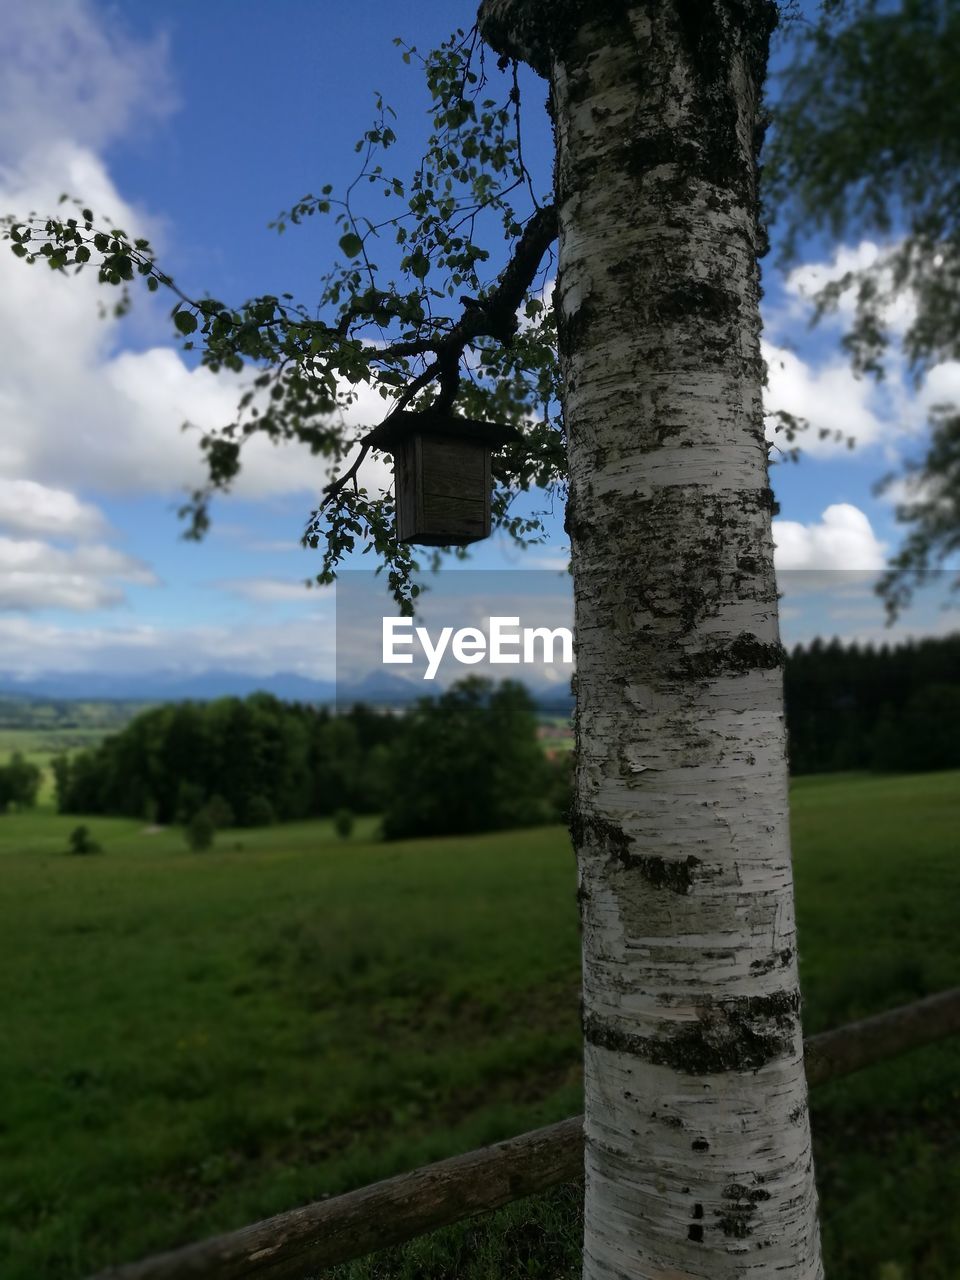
(339, 232, 363, 259)
(174, 310, 198, 336)
(409, 249, 430, 280)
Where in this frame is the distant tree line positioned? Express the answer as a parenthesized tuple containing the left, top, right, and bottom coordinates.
(52, 693, 401, 828)
(785, 634, 960, 774)
(44, 636, 959, 835)
(51, 680, 568, 838)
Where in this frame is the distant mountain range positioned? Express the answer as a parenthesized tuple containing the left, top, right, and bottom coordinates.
(0, 669, 575, 714)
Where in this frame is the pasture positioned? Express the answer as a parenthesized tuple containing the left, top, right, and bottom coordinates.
(0, 771, 958, 1279)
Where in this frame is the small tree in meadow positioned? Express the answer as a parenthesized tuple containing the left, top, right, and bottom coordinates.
(68, 825, 101, 856)
(205, 793, 235, 830)
(244, 795, 275, 827)
(185, 809, 215, 853)
(333, 808, 354, 840)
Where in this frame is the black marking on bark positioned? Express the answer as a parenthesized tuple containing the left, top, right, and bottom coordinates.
(583, 990, 800, 1074)
(723, 1183, 749, 1200)
(621, 133, 701, 179)
(657, 279, 738, 326)
(750, 947, 794, 975)
(556, 299, 594, 360)
(617, 851, 702, 894)
(651, 1111, 683, 1129)
(569, 811, 630, 860)
(667, 634, 785, 682)
(712, 1179, 773, 1238)
(716, 1206, 755, 1239)
(692, 1202, 704, 1219)
(688, 1224, 704, 1243)
(691, 1138, 710, 1152)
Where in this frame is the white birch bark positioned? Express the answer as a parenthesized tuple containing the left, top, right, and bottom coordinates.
(479, 2, 824, 1276)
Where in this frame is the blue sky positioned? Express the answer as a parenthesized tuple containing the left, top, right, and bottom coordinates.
(0, 0, 956, 688)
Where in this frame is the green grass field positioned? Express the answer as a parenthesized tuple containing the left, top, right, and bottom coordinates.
(1, 772, 958, 1279)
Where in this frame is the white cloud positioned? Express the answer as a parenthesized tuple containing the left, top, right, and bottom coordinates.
(0, 6, 392, 509)
(0, 0, 175, 158)
(919, 359, 960, 412)
(521, 551, 570, 572)
(0, 146, 394, 502)
(773, 503, 887, 572)
(0, 611, 337, 681)
(0, 478, 108, 540)
(218, 577, 318, 603)
(763, 341, 888, 454)
(782, 240, 917, 336)
(0, 535, 157, 612)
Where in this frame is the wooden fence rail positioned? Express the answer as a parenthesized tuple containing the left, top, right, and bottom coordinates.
(91, 987, 960, 1280)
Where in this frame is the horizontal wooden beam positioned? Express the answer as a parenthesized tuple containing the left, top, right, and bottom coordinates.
(803, 986, 960, 1086)
(90, 987, 960, 1280)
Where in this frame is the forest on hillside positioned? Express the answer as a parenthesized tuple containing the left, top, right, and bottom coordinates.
(15, 633, 958, 836)
(785, 634, 960, 774)
(48, 680, 568, 838)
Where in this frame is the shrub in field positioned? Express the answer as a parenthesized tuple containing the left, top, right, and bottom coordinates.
(67, 825, 100, 855)
(205, 793, 235, 830)
(245, 794, 276, 827)
(185, 810, 215, 852)
(333, 808, 354, 840)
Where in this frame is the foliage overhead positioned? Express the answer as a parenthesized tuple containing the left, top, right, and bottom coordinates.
(8, 9, 956, 618)
(767, 0, 960, 613)
(1, 28, 562, 612)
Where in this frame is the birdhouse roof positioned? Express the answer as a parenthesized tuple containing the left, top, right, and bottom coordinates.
(366, 410, 522, 453)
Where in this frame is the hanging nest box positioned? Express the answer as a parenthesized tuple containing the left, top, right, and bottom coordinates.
(368, 410, 521, 547)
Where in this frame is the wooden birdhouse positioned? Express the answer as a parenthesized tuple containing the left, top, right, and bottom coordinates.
(368, 411, 521, 547)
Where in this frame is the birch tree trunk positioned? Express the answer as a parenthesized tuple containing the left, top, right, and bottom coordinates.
(479, 2, 824, 1276)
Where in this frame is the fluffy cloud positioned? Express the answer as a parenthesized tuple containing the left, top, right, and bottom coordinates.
(0, 0, 175, 156)
(0, 0, 391, 509)
(773, 503, 887, 572)
(0, 535, 157, 611)
(763, 341, 888, 455)
(0, 479, 108, 539)
(0, 146, 394, 502)
(918, 359, 960, 413)
(759, 239, 960, 457)
(782, 240, 917, 336)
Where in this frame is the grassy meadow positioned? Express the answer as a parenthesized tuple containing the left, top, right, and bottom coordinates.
(0, 772, 958, 1279)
